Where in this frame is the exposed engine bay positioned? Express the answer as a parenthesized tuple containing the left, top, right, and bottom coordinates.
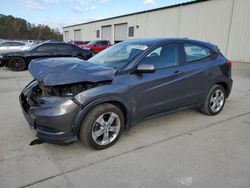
(32, 81, 112, 98)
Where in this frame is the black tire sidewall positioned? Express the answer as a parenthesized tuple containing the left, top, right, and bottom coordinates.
(80, 104, 124, 150)
(8, 57, 26, 71)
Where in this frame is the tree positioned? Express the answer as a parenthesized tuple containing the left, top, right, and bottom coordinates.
(0, 14, 63, 41)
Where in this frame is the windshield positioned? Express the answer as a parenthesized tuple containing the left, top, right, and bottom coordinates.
(88, 41, 149, 69)
(28, 43, 41, 51)
(86, 41, 95, 45)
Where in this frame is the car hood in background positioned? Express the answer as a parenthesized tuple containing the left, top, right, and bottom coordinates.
(28, 57, 116, 86)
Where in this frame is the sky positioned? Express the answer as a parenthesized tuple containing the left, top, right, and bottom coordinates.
(0, 0, 190, 31)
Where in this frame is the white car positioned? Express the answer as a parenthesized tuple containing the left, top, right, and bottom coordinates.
(0, 41, 31, 54)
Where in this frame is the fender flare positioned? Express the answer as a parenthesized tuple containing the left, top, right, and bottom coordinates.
(72, 96, 133, 135)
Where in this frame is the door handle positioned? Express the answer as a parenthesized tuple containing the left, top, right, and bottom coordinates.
(173, 70, 182, 76)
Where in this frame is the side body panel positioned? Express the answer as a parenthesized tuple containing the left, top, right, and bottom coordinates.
(129, 66, 186, 121)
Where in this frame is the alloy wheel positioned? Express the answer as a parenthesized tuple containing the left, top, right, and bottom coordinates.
(210, 89, 225, 113)
(91, 112, 121, 146)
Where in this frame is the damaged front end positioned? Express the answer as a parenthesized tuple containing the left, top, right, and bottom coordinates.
(20, 79, 112, 144)
(19, 57, 115, 144)
(35, 80, 112, 98)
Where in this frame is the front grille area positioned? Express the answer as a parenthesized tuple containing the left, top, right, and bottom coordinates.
(36, 125, 60, 134)
(36, 125, 65, 136)
(20, 94, 30, 113)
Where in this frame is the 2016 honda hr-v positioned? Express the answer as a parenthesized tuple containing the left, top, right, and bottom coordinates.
(20, 38, 233, 149)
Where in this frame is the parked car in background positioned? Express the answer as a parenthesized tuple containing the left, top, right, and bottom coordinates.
(68, 40, 90, 49)
(84, 40, 111, 54)
(84, 41, 91, 45)
(19, 38, 232, 149)
(0, 42, 92, 71)
(68, 40, 84, 45)
(41, 40, 63, 43)
(0, 41, 31, 54)
(26, 40, 41, 45)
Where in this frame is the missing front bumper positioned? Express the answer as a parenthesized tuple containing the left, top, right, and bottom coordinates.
(19, 91, 81, 144)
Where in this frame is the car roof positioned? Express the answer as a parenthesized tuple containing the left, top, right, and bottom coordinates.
(29, 42, 74, 50)
(37, 42, 71, 47)
(93, 40, 109, 42)
(41, 42, 65, 44)
(124, 38, 218, 52)
(0, 41, 26, 43)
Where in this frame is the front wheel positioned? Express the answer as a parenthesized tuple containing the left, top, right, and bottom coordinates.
(8, 57, 27, 71)
(201, 85, 226, 115)
(80, 103, 124, 149)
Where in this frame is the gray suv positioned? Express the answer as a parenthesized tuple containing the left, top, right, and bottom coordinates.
(20, 38, 233, 149)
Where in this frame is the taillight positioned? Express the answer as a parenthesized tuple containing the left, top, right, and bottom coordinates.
(226, 60, 232, 67)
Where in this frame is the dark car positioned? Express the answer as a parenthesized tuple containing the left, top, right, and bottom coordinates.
(19, 38, 233, 149)
(84, 40, 111, 54)
(0, 42, 92, 71)
(68, 40, 89, 48)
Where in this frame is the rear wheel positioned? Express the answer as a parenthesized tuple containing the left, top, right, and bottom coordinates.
(80, 103, 124, 149)
(8, 57, 27, 71)
(201, 85, 226, 115)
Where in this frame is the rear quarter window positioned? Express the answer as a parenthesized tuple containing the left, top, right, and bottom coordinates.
(10, 42, 25, 46)
(35, 44, 58, 53)
(184, 43, 211, 63)
(0, 42, 10, 47)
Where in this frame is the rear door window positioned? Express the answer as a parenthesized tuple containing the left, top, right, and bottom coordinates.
(58, 44, 79, 55)
(10, 42, 25, 46)
(35, 44, 58, 53)
(184, 43, 211, 63)
(57, 44, 74, 53)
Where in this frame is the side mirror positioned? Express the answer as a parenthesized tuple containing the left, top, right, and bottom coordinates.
(135, 64, 155, 73)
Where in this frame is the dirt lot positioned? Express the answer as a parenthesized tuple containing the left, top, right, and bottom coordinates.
(0, 63, 250, 188)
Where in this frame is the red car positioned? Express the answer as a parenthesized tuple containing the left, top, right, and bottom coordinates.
(83, 40, 111, 54)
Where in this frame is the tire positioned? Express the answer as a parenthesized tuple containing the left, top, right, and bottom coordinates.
(79, 103, 124, 149)
(8, 57, 27, 71)
(200, 85, 226, 115)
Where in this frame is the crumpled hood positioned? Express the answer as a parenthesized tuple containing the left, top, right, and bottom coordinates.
(28, 57, 116, 86)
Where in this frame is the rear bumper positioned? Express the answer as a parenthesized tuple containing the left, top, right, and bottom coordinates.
(227, 79, 233, 98)
(19, 82, 81, 144)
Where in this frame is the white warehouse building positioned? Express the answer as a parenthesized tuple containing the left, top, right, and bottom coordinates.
(63, 0, 250, 62)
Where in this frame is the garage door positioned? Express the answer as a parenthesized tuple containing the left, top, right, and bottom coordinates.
(101, 25, 112, 41)
(64, 31, 69, 42)
(74, 29, 81, 40)
(114, 23, 127, 43)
